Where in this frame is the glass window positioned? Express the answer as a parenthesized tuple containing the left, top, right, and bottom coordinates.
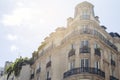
(80, 59, 89, 67)
(81, 10, 90, 19)
(111, 68, 115, 76)
(46, 71, 50, 79)
(70, 60, 75, 69)
(80, 40, 89, 48)
(94, 61, 100, 69)
(71, 44, 75, 49)
(94, 43, 100, 48)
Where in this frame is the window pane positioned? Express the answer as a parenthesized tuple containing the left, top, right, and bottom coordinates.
(85, 59, 89, 67)
(84, 40, 88, 47)
(81, 59, 84, 67)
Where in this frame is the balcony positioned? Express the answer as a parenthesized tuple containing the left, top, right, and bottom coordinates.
(111, 59, 116, 66)
(80, 47, 90, 53)
(36, 68, 41, 74)
(68, 49, 75, 57)
(30, 73, 34, 79)
(61, 28, 118, 52)
(46, 61, 51, 68)
(46, 78, 51, 80)
(94, 48, 101, 57)
(63, 67, 105, 78)
(110, 76, 119, 80)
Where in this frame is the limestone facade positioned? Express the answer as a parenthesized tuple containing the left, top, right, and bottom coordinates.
(31, 1, 120, 80)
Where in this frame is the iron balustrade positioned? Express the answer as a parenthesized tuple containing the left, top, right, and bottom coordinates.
(111, 59, 116, 66)
(46, 61, 51, 68)
(94, 48, 101, 57)
(63, 67, 105, 78)
(61, 28, 118, 51)
(110, 76, 119, 80)
(80, 47, 90, 53)
(68, 49, 75, 57)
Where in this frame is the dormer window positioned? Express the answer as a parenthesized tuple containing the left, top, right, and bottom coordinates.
(80, 10, 90, 20)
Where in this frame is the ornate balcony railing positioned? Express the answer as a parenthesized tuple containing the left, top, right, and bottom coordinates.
(61, 28, 118, 51)
(110, 76, 119, 80)
(111, 59, 116, 66)
(46, 78, 51, 80)
(68, 49, 75, 57)
(94, 48, 101, 57)
(80, 47, 90, 53)
(30, 73, 34, 79)
(63, 67, 105, 78)
(46, 61, 51, 68)
(36, 68, 41, 74)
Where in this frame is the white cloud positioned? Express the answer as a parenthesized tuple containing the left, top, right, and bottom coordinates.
(7, 34, 18, 41)
(10, 45, 18, 52)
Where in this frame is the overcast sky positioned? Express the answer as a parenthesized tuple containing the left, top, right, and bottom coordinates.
(0, 0, 120, 67)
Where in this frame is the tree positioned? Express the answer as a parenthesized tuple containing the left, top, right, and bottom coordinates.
(5, 57, 32, 80)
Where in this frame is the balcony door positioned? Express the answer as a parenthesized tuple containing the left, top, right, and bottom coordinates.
(80, 58, 89, 67)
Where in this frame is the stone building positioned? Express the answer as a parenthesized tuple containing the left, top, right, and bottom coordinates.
(31, 1, 120, 80)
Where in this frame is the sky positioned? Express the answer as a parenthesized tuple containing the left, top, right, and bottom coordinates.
(0, 0, 120, 67)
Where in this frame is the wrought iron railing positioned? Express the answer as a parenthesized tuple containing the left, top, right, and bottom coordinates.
(61, 28, 118, 51)
(94, 48, 101, 57)
(110, 76, 119, 80)
(63, 67, 105, 78)
(46, 61, 51, 68)
(68, 49, 75, 57)
(80, 47, 90, 53)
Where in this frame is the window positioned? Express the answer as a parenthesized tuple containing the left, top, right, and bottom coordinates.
(94, 61, 100, 69)
(71, 44, 75, 49)
(69, 60, 75, 69)
(83, 25, 87, 33)
(80, 59, 89, 67)
(46, 71, 50, 79)
(111, 68, 115, 76)
(80, 40, 89, 48)
(94, 42, 99, 48)
(111, 54, 115, 60)
(81, 10, 90, 19)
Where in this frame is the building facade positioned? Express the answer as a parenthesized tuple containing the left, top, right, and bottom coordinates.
(31, 1, 120, 80)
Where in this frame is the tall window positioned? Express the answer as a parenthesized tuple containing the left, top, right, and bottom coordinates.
(71, 44, 75, 49)
(46, 71, 50, 79)
(80, 58, 89, 67)
(111, 54, 115, 60)
(111, 68, 115, 76)
(69, 60, 75, 70)
(80, 40, 89, 48)
(94, 42, 99, 48)
(94, 61, 100, 69)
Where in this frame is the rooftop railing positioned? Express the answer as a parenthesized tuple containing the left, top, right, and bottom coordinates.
(61, 28, 118, 51)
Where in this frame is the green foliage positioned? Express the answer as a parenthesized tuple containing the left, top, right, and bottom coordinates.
(6, 57, 32, 80)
